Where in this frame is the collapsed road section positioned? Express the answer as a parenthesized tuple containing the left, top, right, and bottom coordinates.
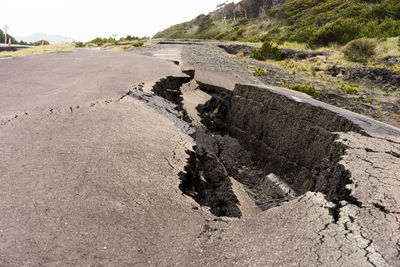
(193, 82, 364, 218)
(129, 67, 400, 222)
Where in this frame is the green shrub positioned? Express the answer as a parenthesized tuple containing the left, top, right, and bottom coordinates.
(218, 27, 246, 41)
(131, 41, 144, 47)
(286, 84, 320, 98)
(340, 84, 360, 95)
(169, 30, 187, 39)
(123, 35, 140, 41)
(309, 18, 361, 46)
(383, 89, 394, 96)
(86, 37, 119, 46)
(32, 40, 50, 46)
(252, 41, 283, 61)
(75, 42, 84, 47)
(234, 18, 249, 26)
(254, 67, 265, 76)
(267, 8, 279, 17)
(362, 96, 373, 103)
(342, 38, 377, 62)
(252, 49, 265, 60)
(197, 15, 214, 34)
(398, 37, 400, 51)
(257, 27, 282, 43)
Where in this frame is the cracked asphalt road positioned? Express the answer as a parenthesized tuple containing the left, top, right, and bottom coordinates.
(0, 49, 183, 120)
(1, 46, 400, 266)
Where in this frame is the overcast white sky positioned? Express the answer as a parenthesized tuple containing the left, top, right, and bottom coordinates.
(1, 0, 239, 42)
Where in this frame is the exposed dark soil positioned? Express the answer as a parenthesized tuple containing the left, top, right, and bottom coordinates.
(218, 44, 254, 57)
(327, 65, 400, 92)
(280, 48, 328, 60)
(152, 75, 192, 122)
(218, 43, 328, 60)
(198, 84, 363, 202)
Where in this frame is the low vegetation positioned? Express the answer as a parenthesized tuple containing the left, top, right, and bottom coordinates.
(75, 35, 147, 48)
(130, 41, 144, 47)
(253, 41, 283, 61)
(155, 0, 400, 48)
(280, 83, 320, 98)
(288, 84, 320, 98)
(0, 44, 75, 58)
(342, 38, 377, 62)
(18, 40, 50, 46)
(340, 83, 360, 95)
(253, 67, 265, 76)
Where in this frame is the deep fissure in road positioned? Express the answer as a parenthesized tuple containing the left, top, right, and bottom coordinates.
(152, 72, 364, 218)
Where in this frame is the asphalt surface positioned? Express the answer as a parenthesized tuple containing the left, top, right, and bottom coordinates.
(1, 45, 400, 266)
(0, 49, 182, 119)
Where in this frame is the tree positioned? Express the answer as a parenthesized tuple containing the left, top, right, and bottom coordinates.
(233, 3, 247, 20)
(259, 4, 267, 18)
(220, 2, 235, 21)
(0, 29, 19, 44)
(241, 0, 264, 18)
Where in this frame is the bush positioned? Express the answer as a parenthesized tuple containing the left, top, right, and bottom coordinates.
(309, 18, 361, 46)
(340, 84, 360, 95)
(252, 41, 283, 61)
(216, 27, 245, 41)
(286, 84, 320, 98)
(31, 40, 50, 46)
(124, 35, 140, 41)
(398, 37, 400, 51)
(130, 41, 144, 47)
(197, 15, 214, 34)
(87, 37, 118, 46)
(254, 67, 265, 76)
(75, 42, 84, 47)
(342, 38, 377, 62)
(252, 49, 265, 60)
(234, 17, 249, 26)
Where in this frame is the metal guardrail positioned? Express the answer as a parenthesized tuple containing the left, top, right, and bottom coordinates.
(0, 44, 32, 52)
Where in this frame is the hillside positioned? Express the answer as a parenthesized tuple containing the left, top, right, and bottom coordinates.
(154, 0, 400, 47)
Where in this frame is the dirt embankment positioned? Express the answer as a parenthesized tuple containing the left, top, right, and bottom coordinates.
(183, 42, 400, 128)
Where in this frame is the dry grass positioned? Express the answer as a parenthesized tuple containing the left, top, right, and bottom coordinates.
(0, 44, 75, 59)
(279, 38, 400, 68)
(280, 41, 308, 51)
(377, 37, 399, 58)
